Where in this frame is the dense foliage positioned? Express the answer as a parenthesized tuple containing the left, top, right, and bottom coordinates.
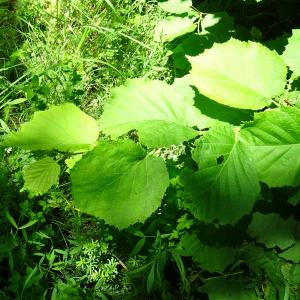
(1, 0, 300, 299)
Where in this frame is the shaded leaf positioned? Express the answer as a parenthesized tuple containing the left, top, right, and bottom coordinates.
(247, 213, 300, 250)
(176, 233, 235, 272)
(21, 157, 60, 195)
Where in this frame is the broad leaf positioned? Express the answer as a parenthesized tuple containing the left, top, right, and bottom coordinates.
(241, 107, 300, 187)
(201, 12, 234, 42)
(4, 103, 100, 152)
(99, 78, 201, 148)
(282, 29, 300, 76)
(154, 16, 196, 43)
(247, 213, 300, 250)
(158, 0, 192, 14)
(200, 278, 259, 300)
(279, 241, 300, 263)
(188, 39, 287, 109)
(177, 233, 235, 272)
(70, 140, 169, 229)
(180, 124, 260, 225)
(21, 156, 60, 194)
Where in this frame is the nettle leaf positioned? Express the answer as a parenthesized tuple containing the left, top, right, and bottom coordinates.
(241, 107, 300, 187)
(279, 241, 300, 263)
(177, 233, 235, 273)
(21, 156, 60, 195)
(188, 38, 287, 109)
(247, 213, 300, 250)
(70, 140, 169, 229)
(99, 78, 202, 148)
(158, 0, 192, 14)
(200, 278, 259, 300)
(180, 124, 260, 225)
(282, 29, 300, 76)
(154, 16, 196, 43)
(4, 103, 100, 152)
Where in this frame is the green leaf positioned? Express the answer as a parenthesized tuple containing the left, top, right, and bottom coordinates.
(288, 189, 300, 206)
(99, 78, 201, 148)
(188, 38, 287, 109)
(70, 140, 169, 229)
(177, 233, 235, 272)
(147, 263, 155, 293)
(201, 12, 234, 41)
(4, 103, 100, 152)
(158, 0, 192, 14)
(21, 157, 60, 195)
(282, 29, 300, 76)
(200, 278, 259, 300)
(241, 107, 300, 187)
(180, 124, 260, 225)
(241, 245, 285, 289)
(154, 16, 196, 42)
(247, 213, 300, 250)
(279, 241, 300, 263)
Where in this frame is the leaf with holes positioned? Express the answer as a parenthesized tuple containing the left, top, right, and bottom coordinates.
(188, 39, 287, 109)
(21, 156, 60, 195)
(70, 140, 169, 229)
(180, 124, 260, 225)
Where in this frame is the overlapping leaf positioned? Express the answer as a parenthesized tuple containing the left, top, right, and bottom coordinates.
(282, 29, 300, 76)
(154, 16, 196, 42)
(200, 278, 259, 300)
(158, 0, 192, 14)
(70, 140, 169, 229)
(188, 39, 287, 109)
(248, 213, 300, 250)
(22, 156, 60, 195)
(180, 124, 261, 224)
(4, 103, 100, 152)
(241, 107, 300, 187)
(99, 78, 202, 148)
(176, 233, 235, 272)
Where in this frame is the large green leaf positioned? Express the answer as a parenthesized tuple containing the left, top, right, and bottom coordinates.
(180, 124, 260, 225)
(241, 107, 300, 187)
(154, 16, 196, 43)
(21, 156, 60, 195)
(279, 241, 300, 263)
(247, 213, 300, 250)
(176, 233, 235, 272)
(188, 39, 287, 109)
(4, 103, 100, 152)
(99, 79, 201, 148)
(158, 0, 192, 14)
(200, 278, 259, 300)
(70, 140, 169, 229)
(282, 29, 300, 76)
